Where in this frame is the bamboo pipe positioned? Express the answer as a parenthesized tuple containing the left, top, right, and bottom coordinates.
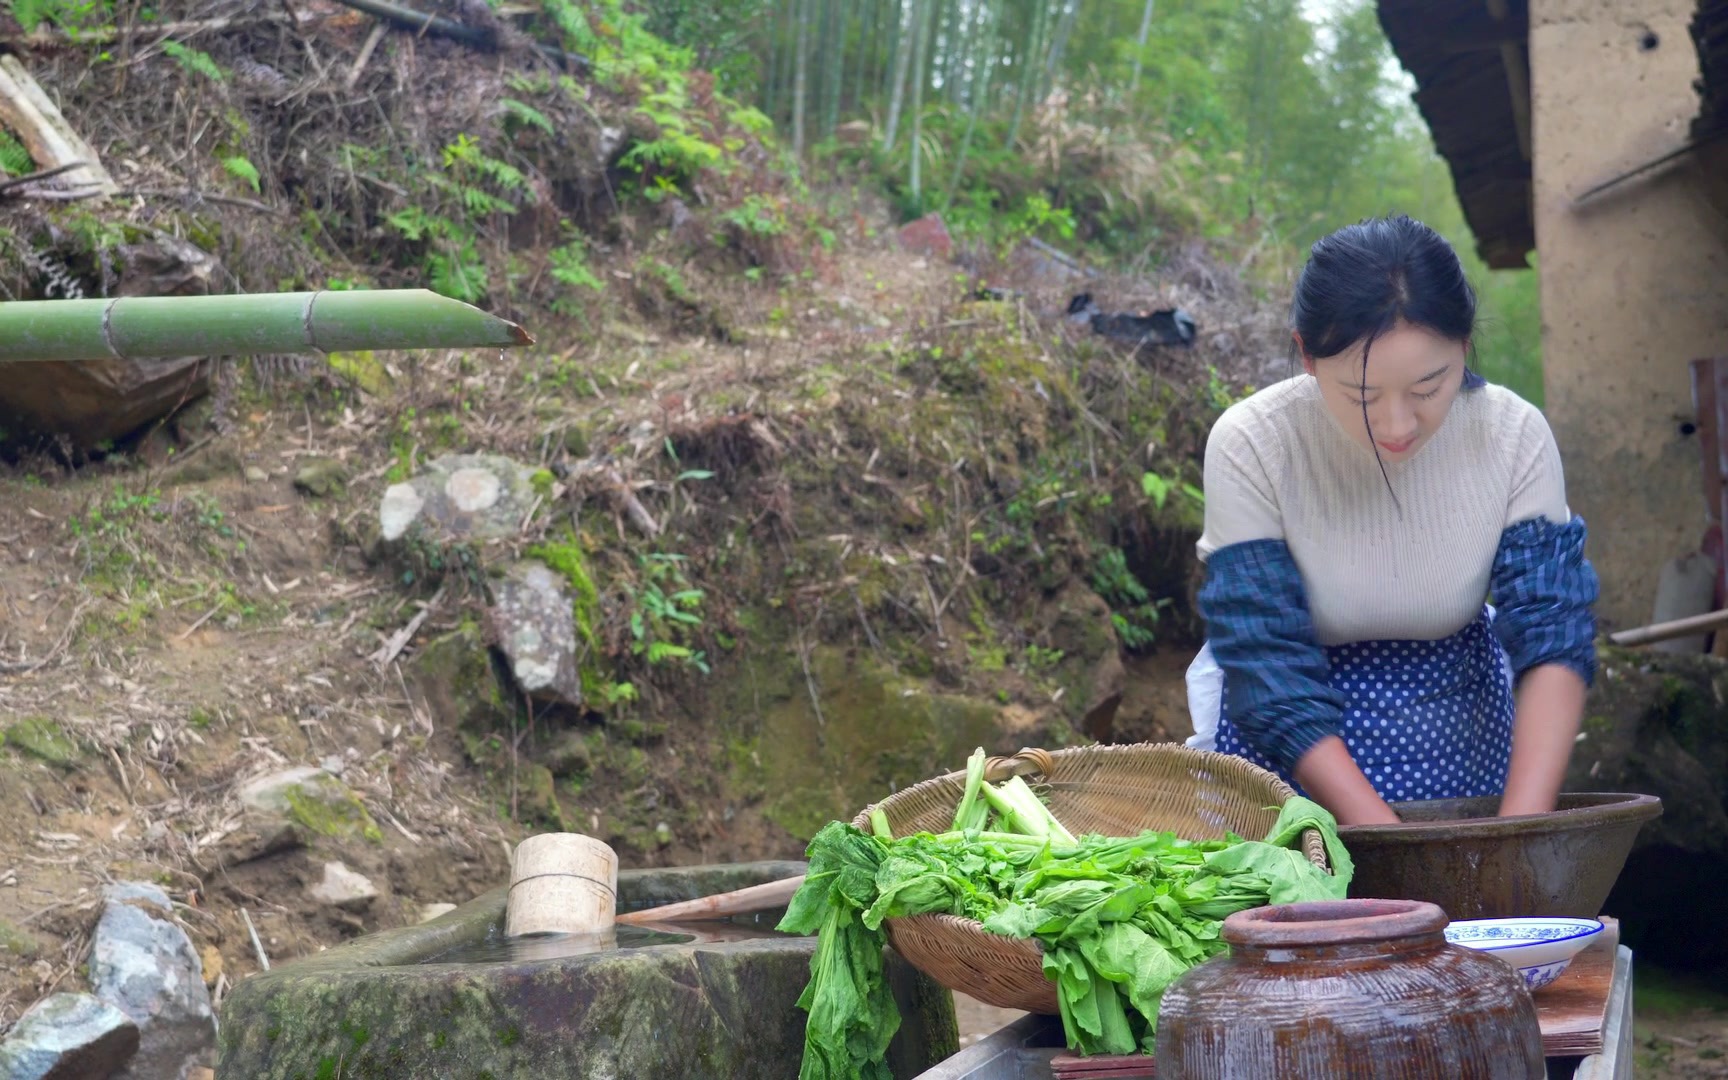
(615, 874, 807, 926)
(0, 289, 532, 363)
(1607, 606, 1728, 648)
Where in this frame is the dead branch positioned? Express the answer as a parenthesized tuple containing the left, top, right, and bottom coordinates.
(115, 188, 284, 215)
(0, 55, 116, 197)
(329, 0, 590, 71)
(0, 161, 89, 195)
(369, 586, 444, 671)
(0, 600, 93, 675)
(1, 13, 297, 46)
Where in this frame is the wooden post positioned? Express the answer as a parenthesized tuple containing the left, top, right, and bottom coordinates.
(505, 833, 618, 938)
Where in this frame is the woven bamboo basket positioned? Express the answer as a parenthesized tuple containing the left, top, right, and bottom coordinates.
(849, 742, 1332, 1015)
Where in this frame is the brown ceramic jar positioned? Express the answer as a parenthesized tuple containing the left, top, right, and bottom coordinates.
(1154, 898, 1544, 1079)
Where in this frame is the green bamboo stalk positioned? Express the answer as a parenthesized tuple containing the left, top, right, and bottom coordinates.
(0, 289, 533, 363)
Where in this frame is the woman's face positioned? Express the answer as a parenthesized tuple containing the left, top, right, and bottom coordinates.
(1304, 320, 1468, 463)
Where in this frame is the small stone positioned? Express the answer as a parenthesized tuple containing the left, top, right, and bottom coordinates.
(445, 467, 501, 513)
(0, 992, 140, 1080)
(898, 213, 952, 259)
(563, 425, 589, 457)
(292, 457, 349, 499)
(418, 903, 458, 924)
(308, 862, 378, 911)
(379, 483, 425, 541)
(243, 466, 268, 483)
(90, 883, 215, 1080)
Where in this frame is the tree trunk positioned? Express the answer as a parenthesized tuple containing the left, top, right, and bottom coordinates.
(941, 2, 997, 213)
(882, 0, 917, 150)
(1006, 0, 1049, 148)
(853, 0, 876, 115)
(763, 0, 788, 122)
(1127, 0, 1154, 96)
(793, 0, 811, 154)
(907, 0, 932, 204)
(1042, 0, 1078, 100)
(822, 0, 846, 138)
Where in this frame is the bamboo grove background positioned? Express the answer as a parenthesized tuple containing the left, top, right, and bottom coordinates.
(645, 0, 1544, 399)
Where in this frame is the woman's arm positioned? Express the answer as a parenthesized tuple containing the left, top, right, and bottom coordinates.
(1498, 664, 1587, 817)
(1492, 406, 1599, 816)
(1489, 511, 1599, 817)
(1293, 736, 1401, 826)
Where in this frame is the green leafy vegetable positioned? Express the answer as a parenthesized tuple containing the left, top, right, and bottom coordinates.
(778, 821, 898, 1080)
(779, 755, 1354, 1078)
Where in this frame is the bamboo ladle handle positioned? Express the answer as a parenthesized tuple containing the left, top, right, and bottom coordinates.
(615, 874, 807, 926)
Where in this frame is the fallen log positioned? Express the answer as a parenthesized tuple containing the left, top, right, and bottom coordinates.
(329, 0, 589, 72)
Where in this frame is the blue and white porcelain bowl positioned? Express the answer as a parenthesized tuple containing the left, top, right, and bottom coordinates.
(1443, 917, 1605, 992)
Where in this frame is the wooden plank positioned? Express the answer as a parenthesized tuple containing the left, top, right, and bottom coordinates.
(1536, 917, 1619, 1058)
(1571, 946, 1635, 1080)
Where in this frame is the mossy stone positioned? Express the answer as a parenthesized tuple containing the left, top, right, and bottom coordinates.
(293, 457, 350, 499)
(3, 717, 79, 767)
(283, 776, 384, 843)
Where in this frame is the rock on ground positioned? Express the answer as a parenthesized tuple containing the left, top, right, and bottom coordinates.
(88, 883, 216, 1080)
(308, 862, 379, 911)
(378, 453, 542, 543)
(292, 457, 349, 498)
(489, 559, 583, 707)
(0, 992, 139, 1080)
(233, 766, 380, 842)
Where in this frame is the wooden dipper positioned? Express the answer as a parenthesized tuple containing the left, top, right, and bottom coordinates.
(505, 832, 619, 939)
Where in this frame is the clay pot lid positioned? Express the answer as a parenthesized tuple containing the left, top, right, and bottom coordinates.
(1222, 898, 1447, 949)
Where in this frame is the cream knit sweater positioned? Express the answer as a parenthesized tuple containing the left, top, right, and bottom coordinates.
(1195, 375, 1571, 646)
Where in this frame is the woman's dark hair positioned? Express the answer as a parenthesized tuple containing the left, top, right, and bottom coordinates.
(1291, 213, 1484, 492)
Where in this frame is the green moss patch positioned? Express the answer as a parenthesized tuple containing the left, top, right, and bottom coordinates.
(3, 717, 79, 767)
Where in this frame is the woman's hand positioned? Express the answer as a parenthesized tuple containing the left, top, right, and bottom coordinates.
(1293, 735, 1402, 826)
(1498, 664, 1587, 817)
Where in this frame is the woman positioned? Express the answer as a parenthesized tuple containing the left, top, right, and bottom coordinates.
(1184, 215, 1599, 827)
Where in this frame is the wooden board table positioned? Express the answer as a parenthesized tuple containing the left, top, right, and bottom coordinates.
(1547, 918, 1635, 1080)
(1537, 917, 1622, 1057)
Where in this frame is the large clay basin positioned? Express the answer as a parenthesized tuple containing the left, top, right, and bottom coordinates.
(1338, 792, 1662, 919)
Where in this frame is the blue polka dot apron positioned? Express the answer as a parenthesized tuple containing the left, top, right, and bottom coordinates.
(1185, 606, 1516, 803)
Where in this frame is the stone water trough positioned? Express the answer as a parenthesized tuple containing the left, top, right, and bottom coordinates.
(216, 860, 959, 1077)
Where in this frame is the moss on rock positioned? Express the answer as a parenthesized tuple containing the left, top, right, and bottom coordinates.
(722, 640, 1010, 838)
(283, 777, 384, 843)
(413, 623, 514, 737)
(215, 866, 955, 1080)
(3, 716, 79, 767)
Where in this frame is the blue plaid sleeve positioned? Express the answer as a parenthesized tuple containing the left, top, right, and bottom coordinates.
(1197, 539, 1347, 772)
(1490, 516, 1600, 687)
